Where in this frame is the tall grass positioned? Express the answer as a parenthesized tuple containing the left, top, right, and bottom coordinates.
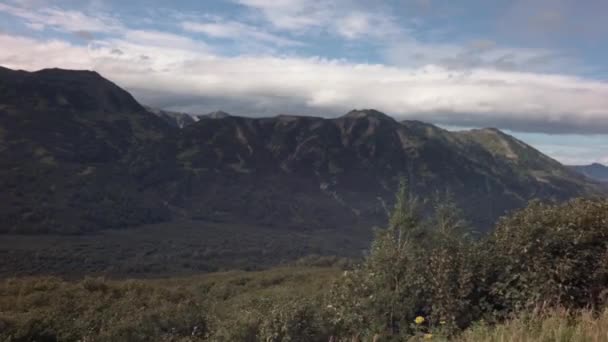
(457, 308, 608, 342)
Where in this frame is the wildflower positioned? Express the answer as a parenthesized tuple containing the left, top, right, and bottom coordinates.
(439, 320, 446, 325)
(415, 316, 425, 325)
(424, 333, 433, 339)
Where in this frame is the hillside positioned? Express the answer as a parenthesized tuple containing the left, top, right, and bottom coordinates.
(0, 67, 183, 234)
(0, 66, 605, 274)
(173, 111, 601, 231)
(3, 196, 608, 341)
(570, 163, 608, 182)
(145, 106, 197, 128)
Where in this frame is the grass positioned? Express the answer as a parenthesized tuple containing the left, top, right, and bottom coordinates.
(0, 266, 340, 341)
(4, 268, 608, 341)
(456, 309, 608, 342)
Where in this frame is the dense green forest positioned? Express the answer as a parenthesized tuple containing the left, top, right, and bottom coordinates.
(2, 185, 608, 341)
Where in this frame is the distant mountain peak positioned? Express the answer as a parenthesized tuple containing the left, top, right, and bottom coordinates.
(482, 127, 501, 132)
(145, 106, 196, 128)
(570, 163, 608, 182)
(343, 109, 396, 122)
(0, 66, 144, 114)
(201, 110, 231, 119)
(35, 67, 102, 78)
(468, 127, 505, 135)
(1, 65, 604, 237)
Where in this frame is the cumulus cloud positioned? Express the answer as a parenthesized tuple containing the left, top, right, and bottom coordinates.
(0, 1, 607, 141)
(334, 11, 402, 40)
(384, 38, 574, 74)
(1, 32, 607, 134)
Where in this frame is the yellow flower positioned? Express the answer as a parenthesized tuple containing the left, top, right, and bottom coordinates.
(415, 316, 425, 325)
(424, 333, 433, 339)
(439, 320, 446, 325)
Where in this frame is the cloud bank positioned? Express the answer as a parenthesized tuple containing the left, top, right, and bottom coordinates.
(1, 32, 607, 135)
(0, 0, 607, 140)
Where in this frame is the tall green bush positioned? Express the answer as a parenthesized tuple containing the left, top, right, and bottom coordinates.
(330, 185, 608, 340)
(490, 198, 608, 313)
(329, 183, 486, 340)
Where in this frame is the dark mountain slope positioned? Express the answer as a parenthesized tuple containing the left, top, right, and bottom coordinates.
(145, 106, 197, 128)
(0, 67, 143, 114)
(200, 110, 231, 119)
(173, 110, 602, 230)
(0, 66, 603, 236)
(0, 67, 177, 233)
(570, 163, 608, 182)
(453, 128, 599, 199)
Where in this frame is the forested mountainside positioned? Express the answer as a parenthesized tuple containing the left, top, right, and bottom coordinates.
(0, 66, 603, 235)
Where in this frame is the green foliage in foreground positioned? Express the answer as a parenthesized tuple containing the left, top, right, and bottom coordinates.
(457, 308, 608, 342)
(328, 184, 608, 340)
(1, 185, 608, 341)
(1, 277, 207, 341)
(0, 267, 339, 341)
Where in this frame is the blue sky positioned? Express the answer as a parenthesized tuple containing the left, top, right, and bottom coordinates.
(0, 0, 607, 164)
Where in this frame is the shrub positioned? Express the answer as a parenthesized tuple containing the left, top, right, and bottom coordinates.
(329, 185, 488, 340)
(208, 296, 331, 342)
(2, 187, 608, 341)
(489, 198, 608, 313)
(329, 184, 608, 340)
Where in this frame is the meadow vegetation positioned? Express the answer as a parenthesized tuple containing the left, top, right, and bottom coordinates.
(2, 183, 608, 341)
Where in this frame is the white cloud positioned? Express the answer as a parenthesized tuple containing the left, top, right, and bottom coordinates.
(0, 34, 94, 70)
(121, 30, 209, 52)
(235, 0, 330, 32)
(384, 38, 572, 73)
(335, 12, 372, 39)
(334, 11, 401, 40)
(0, 0, 605, 163)
(234, 0, 401, 40)
(0, 3, 122, 33)
(1, 32, 607, 135)
(182, 20, 302, 46)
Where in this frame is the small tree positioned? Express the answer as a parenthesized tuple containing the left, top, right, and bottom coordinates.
(330, 179, 427, 340)
(329, 183, 487, 339)
(425, 192, 487, 330)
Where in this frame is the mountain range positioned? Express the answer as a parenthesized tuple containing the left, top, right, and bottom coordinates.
(145, 106, 234, 128)
(144, 106, 197, 128)
(569, 163, 608, 183)
(0, 66, 604, 237)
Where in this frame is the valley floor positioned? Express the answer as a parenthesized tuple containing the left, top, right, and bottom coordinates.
(0, 220, 371, 278)
(0, 266, 338, 341)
